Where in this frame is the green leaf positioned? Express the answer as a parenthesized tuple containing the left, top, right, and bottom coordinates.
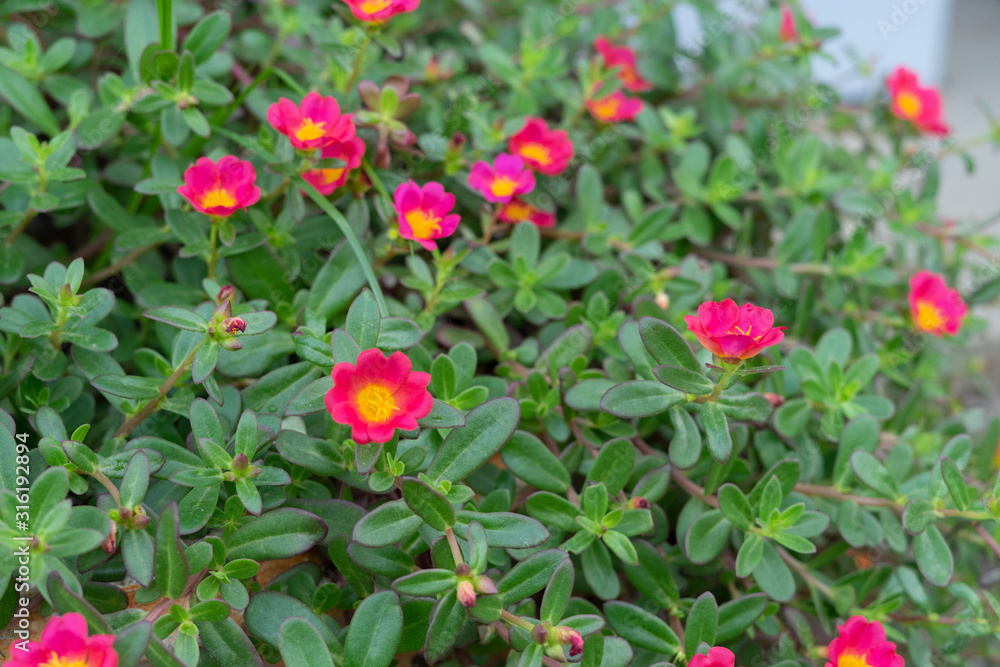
(344, 591, 403, 667)
(604, 601, 680, 654)
(63, 441, 99, 473)
(752, 541, 795, 602)
(849, 450, 899, 499)
(940, 457, 969, 511)
(245, 590, 341, 652)
(352, 500, 422, 547)
(497, 549, 568, 604)
(501, 431, 570, 493)
(668, 406, 702, 469)
(700, 402, 732, 464)
(716, 593, 768, 642)
(623, 541, 680, 609)
(144, 306, 208, 332)
(913, 524, 953, 587)
(540, 558, 574, 624)
(182, 11, 232, 63)
(198, 618, 266, 667)
(119, 451, 150, 508)
(735, 533, 764, 577)
(275, 429, 345, 476)
(0, 66, 59, 136)
(464, 296, 509, 354)
(227, 509, 328, 560)
(685, 510, 731, 564)
(586, 438, 635, 496)
(418, 399, 466, 429)
(902, 499, 935, 536)
(155, 503, 190, 599)
(638, 317, 702, 373)
(393, 569, 457, 597)
(454, 511, 548, 549)
(427, 397, 520, 484)
(401, 477, 456, 531)
(684, 592, 718, 659)
(424, 589, 466, 663)
(717, 483, 753, 531)
(91, 374, 162, 400)
(652, 364, 713, 395)
(278, 618, 335, 667)
(113, 620, 152, 667)
(600, 380, 684, 418)
(602, 530, 638, 565)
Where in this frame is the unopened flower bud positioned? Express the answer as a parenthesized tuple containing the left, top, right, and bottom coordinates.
(552, 626, 584, 657)
(655, 291, 670, 310)
(454, 563, 471, 577)
(213, 299, 233, 321)
(530, 624, 549, 645)
(474, 575, 497, 595)
(131, 514, 152, 530)
(446, 132, 466, 154)
(102, 522, 118, 554)
(232, 453, 250, 472)
(217, 284, 235, 304)
(118, 507, 133, 523)
(628, 497, 650, 510)
(763, 392, 785, 408)
(222, 317, 247, 334)
(456, 580, 477, 608)
(220, 337, 243, 351)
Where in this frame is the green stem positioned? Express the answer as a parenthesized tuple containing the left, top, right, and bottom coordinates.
(706, 366, 738, 402)
(157, 0, 174, 51)
(5, 209, 36, 245)
(500, 609, 535, 633)
(299, 177, 388, 317)
(444, 527, 464, 566)
(207, 223, 219, 280)
(112, 339, 205, 440)
(361, 159, 392, 203)
(90, 470, 122, 509)
(344, 34, 371, 94)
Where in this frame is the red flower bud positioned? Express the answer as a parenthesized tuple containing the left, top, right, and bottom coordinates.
(223, 317, 247, 334)
(456, 580, 477, 608)
(551, 626, 584, 657)
(232, 453, 250, 471)
(217, 284, 235, 304)
(763, 392, 785, 408)
(628, 497, 650, 510)
(474, 575, 497, 595)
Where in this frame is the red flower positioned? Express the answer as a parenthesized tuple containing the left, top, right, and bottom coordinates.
(393, 180, 461, 251)
(909, 270, 966, 337)
(586, 90, 643, 124)
(550, 626, 584, 658)
(468, 153, 536, 203)
(325, 349, 433, 444)
(267, 92, 357, 150)
(340, 0, 419, 23)
(4, 612, 118, 667)
(177, 156, 261, 219)
(690, 647, 739, 667)
(498, 198, 556, 228)
(684, 299, 785, 362)
(508, 117, 574, 175)
(302, 138, 366, 195)
(779, 4, 799, 42)
(594, 36, 652, 92)
(825, 616, 904, 667)
(886, 67, 948, 136)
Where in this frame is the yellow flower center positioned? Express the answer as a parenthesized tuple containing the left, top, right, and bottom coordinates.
(519, 142, 551, 165)
(294, 118, 327, 141)
(405, 209, 443, 239)
(731, 324, 754, 337)
(41, 655, 89, 667)
(356, 384, 396, 423)
(201, 188, 236, 209)
(504, 203, 534, 220)
(319, 168, 345, 185)
(490, 177, 518, 198)
(592, 97, 620, 120)
(837, 654, 871, 667)
(360, 0, 391, 13)
(896, 90, 922, 118)
(915, 299, 945, 332)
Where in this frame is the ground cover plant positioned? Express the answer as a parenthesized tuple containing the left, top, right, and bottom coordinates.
(2, 0, 1000, 665)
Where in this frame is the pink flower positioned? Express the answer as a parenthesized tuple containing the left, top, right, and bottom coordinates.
(267, 92, 357, 150)
(4, 612, 118, 667)
(177, 156, 261, 219)
(825, 617, 904, 667)
(468, 153, 536, 203)
(690, 647, 739, 667)
(594, 36, 652, 92)
(779, 4, 799, 42)
(508, 118, 575, 175)
(684, 299, 786, 362)
(550, 627, 585, 658)
(586, 90, 644, 124)
(886, 67, 948, 136)
(393, 180, 461, 251)
(909, 270, 966, 337)
(340, 0, 419, 23)
(302, 138, 366, 195)
(456, 580, 477, 608)
(498, 198, 556, 228)
(325, 349, 433, 445)
(222, 317, 247, 334)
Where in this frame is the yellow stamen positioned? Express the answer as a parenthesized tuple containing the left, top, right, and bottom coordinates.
(732, 324, 753, 337)
(504, 203, 534, 220)
(319, 168, 345, 185)
(42, 655, 89, 667)
(360, 0, 391, 13)
(518, 143, 551, 165)
(490, 177, 518, 198)
(591, 97, 620, 120)
(915, 299, 945, 332)
(294, 118, 327, 142)
(896, 90, 922, 119)
(201, 188, 236, 209)
(837, 654, 871, 667)
(356, 384, 396, 423)
(405, 209, 443, 239)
